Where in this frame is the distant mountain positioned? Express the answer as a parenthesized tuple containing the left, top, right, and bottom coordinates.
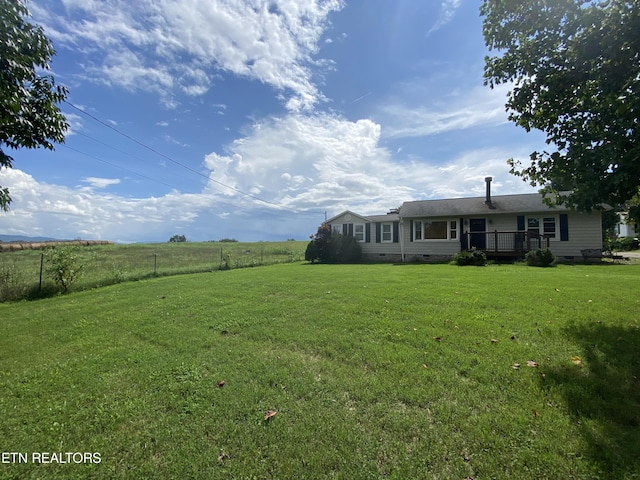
(0, 234, 61, 243)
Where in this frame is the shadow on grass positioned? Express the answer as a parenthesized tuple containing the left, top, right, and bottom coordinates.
(544, 322, 640, 477)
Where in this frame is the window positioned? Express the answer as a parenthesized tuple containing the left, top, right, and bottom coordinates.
(331, 224, 342, 235)
(381, 223, 393, 242)
(424, 221, 448, 239)
(527, 216, 557, 239)
(450, 220, 457, 240)
(354, 224, 364, 242)
(414, 219, 457, 240)
(543, 217, 556, 237)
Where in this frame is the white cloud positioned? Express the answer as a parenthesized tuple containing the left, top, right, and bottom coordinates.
(427, 0, 462, 35)
(36, 0, 344, 110)
(379, 83, 511, 139)
(81, 177, 121, 188)
(199, 113, 537, 216)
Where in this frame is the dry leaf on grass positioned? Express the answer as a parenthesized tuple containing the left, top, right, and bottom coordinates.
(264, 410, 278, 421)
(571, 356, 582, 366)
(526, 360, 539, 368)
(217, 380, 225, 388)
(433, 336, 442, 342)
(512, 363, 521, 369)
(491, 338, 498, 344)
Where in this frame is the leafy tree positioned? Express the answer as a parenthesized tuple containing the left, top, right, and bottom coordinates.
(45, 246, 84, 292)
(481, 0, 639, 212)
(1, 0, 68, 211)
(627, 189, 640, 232)
(169, 234, 187, 242)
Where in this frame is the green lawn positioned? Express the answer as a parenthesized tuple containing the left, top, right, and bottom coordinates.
(1, 263, 639, 479)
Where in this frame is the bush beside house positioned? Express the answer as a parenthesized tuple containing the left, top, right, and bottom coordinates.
(306, 224, 362, 264)
(453, 250, 487, 266)
(526, 248, 556, 267)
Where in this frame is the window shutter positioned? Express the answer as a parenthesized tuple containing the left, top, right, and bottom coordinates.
(365, 223, 371, 243)
(393, 222, 399, 243)
(560, 214, 569, 241)
(409, 220, 414, 242)
(460, 218, 466, 249)
(517, 215, 525, 231)
(348, 223, 353, 237)
(342, 224, 348, 236)
(375, 223, 381, 243)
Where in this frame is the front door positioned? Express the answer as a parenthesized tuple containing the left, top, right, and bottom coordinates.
(469, 218, 486, 250)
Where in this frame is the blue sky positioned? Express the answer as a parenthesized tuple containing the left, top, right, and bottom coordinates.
(1, 0, 547, 243)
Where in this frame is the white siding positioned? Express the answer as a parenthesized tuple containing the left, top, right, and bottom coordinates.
(400, 211, 602, 260)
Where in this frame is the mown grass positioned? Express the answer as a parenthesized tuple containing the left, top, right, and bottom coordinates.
(1, 263, 639, 479)
(0, 241, 307, 301)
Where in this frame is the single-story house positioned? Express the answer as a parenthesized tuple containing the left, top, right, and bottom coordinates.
(326, 178, 605, 262)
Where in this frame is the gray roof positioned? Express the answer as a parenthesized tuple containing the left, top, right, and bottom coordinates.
(326, 210, 399, 224)
(367, 213, 400, 222)
(399, 193, 571, 218)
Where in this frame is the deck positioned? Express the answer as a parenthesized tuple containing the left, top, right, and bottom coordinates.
(463, 230, 550, 257)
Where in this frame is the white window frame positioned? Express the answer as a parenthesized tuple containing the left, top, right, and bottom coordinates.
(354, 224, 365, 242)
(415, 219, 458, 241)
(414, 221, 422, 240)
(381, 223, 393, 243)
(527, 215, 557, 240)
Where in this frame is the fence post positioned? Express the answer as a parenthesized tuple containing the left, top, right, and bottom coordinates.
(154, 250, 157, 276)
(39, 252, 44, 291)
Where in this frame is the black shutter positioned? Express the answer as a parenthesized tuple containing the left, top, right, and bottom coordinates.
(517, 215, 525, 230)
(409, 220, 414, 242)
(460, 218, 466, 250)
(348, 223, 354, 237)
(375, 223, 381, 243)
(342, 224, 348, 236)
(393, 222, 399, 243)
(560, 214, 569, 241)
(365, 223, 371, 243)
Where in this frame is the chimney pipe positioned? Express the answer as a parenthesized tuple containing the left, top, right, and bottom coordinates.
(484, 176, 493, 204)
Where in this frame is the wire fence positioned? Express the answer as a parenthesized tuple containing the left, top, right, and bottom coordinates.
(0, 241, 308, 302)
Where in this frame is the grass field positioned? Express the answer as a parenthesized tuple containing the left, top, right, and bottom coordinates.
(1, 262, 639, 479)
(0, 241, 308, 302)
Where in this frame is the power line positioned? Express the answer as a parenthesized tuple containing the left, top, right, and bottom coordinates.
(61, 142, 323, 222)
(61, 144, 176, 190)
(64, 100, 308, 214)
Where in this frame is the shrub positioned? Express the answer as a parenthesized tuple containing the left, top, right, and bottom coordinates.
(305, 241, 319, 263)
(611, 236, 639, 251)
(526, 248, 556, 267)
(169, 234, 187, 242)
(453, 249, 487, 266)
(45, 246, 85, 292)
(306, 224, 362, 264)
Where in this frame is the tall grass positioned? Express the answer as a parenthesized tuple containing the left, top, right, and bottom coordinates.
(0, 241, 307, 301)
